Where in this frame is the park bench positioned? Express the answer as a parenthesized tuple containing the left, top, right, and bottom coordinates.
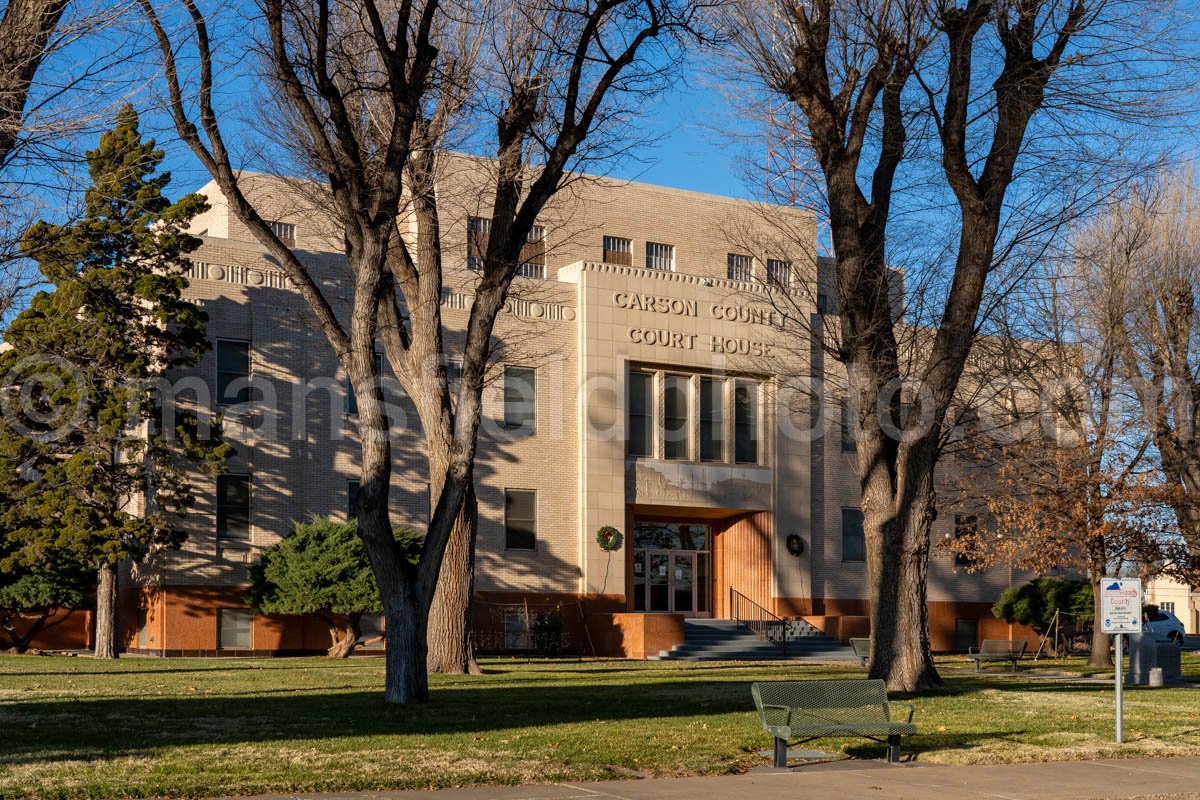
(751, 679, 917, 767)
(849, 637, 870, 667)
(969, 639, 1027, 672)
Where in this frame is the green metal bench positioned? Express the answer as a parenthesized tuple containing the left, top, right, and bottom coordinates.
(849, 637, 871, 667)
(751, 679, 917, 766)
(969, 639, 1027, 672)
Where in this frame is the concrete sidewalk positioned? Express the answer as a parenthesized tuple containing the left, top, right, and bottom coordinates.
(220, 757, 1200, 800)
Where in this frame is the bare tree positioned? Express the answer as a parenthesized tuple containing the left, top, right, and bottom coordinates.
(140, 0, 705, 700)
(1084, 170, 1200, 574)
(723, 0, 1187, 690)
(0, 0, 154, 326)
(0, 0, 69, 170)
(0, 0, 70, 321)
(946, 266, 1177, 667)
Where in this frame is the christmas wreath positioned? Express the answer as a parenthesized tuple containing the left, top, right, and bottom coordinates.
(596, 525, 623, 551)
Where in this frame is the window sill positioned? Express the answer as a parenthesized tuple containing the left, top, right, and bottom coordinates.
(627, 455, 767, 469)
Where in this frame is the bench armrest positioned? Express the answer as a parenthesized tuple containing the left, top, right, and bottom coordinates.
(887, 701, 915, 723)
(759, 703, 793, 727)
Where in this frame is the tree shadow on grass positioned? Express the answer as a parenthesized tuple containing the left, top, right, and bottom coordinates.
(842, 730, 1032, 762)
(0, 683, 743, 768)
(2, 661, 374, 678)
(0, 678, 1033, 772)
(0, 666, 1181, 769)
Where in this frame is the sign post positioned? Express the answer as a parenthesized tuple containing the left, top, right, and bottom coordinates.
(1100, 577, 1143, 744)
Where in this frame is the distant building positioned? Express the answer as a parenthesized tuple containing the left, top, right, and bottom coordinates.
(42, 159, 1025, 656)
(1146, 577, 1199, 634)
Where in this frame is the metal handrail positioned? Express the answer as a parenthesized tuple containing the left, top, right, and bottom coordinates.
(729, 587, 788, 657)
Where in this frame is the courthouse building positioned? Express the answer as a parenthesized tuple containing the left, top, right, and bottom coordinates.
(110, 159, 1022, 657)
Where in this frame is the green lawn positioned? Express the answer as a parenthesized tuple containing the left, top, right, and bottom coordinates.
(0, 654, 1198, 800)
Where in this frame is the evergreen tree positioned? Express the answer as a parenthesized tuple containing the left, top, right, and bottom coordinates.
(247, 517, 420, 658)
(0, 489, 95, 652)
(0, 104, 230, 658)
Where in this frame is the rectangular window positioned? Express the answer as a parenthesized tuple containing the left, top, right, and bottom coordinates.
(505, 489, 537, 550)
(953, 514, 978, 566)
(627, 371, 654, 457)
(699, 377, 724, 462)
(503, 366, 536, 429)
(216, 340, 250, 406)
(817, 292, 829, 314)
(217, 608, 252, 650)
(269, 220, 295, 247)
(467, 216, 491, 271)
(734, 380, 759, 464)
(603, 235, 632, 266)
(645, 241, 674, 272)
(841, 508, 865, 562)
(216, 474, 251, 540)
(841, 397, 857, 452)
(953, 618, 979, 652)
(136, 607, 148, 648)
(1161, 601, 1176, 614)
(517, 225, 546, 279)
(445, 359, 462, 397)
(503, 609, 532, 649)
(727, 253, 753, 282)
(346, 352, 385, 415)
(767, 258, 792, 288)
(347, 479, 360, 518)
(663, 374, 691, 460)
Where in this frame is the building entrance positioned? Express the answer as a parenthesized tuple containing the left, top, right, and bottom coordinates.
(632, 523, 711, 615)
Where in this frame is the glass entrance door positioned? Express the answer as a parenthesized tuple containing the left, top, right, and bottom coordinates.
(632, 523, 711, 615)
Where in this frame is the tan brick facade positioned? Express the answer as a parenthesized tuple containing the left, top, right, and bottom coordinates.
(104, 160, 1022, 656)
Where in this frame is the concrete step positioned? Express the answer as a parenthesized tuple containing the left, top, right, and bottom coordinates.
(652, 618, 857, 662)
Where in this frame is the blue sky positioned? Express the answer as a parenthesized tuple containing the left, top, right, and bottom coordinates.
(148, 67, 757, 202)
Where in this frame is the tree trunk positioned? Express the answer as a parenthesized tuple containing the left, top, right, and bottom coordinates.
(349, 320, 438, 703)
(93, 562, 119, 659)
(325, 612, 362, 659)
(1089, 576, 1113, 667)
(0, 0, 69, 168)
(866, 447, 942, 691)
(384, 590, 430, 703)
(427, 482, 482, 675)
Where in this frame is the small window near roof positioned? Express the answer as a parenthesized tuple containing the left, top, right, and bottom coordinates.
(645, 241, 674, 272)
(269, 221, 295, 247)
(603, 235, 632, 266)
(517, 226, 546, 278)
(467, 216, 491, 271)
(767, 259, 792, 288)
(727, 253, 753, 282)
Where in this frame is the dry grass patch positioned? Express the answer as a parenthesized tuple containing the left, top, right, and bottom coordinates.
(0, 654, 1196, 799)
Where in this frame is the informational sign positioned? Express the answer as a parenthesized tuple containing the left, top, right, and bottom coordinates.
(1100, 578, 1143, 634)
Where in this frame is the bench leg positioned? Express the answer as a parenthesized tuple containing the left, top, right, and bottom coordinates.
(886, 734, 902, 764)
(773, 737, 788, 768)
